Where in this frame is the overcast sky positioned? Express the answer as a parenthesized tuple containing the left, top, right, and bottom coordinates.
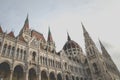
(0, 0, 120, 70)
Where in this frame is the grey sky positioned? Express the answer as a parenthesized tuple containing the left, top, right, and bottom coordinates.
(0, 0, 120, 70)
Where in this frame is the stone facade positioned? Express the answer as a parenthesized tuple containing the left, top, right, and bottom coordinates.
(0, 16, 120, 80)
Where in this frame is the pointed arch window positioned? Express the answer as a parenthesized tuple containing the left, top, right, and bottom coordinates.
(45, 57, 47, 65)
(7, 45, 11, 56)
(65, 63, 67, 69)
(11, 47, 15, 57)
(92, 47, 95, 54)
(48, 59, 50, 66)
(23, 50, 26, 61)
(2, 44, 7, 54)
(16, 48, 19, 59)
(20, 49, 23, 59)
(86, 68, 90, 75)
(43, 57, 45, 65)
(40, 56, 42, 64)
(90, 48, 93, 55)
(93, 63, 99, 73)
(32, 52, 36, 61)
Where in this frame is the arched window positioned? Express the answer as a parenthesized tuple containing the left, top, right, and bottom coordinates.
(59, 62, 61, 68)
(16, 48, 19, 59)
(50, 59, 52, 66)
(45, 57, 47, 65)
(32, 52, 36, 61)
(92, 47, 95, 54)
(2, 44, 7, 55)
(43, 57, 45, 64)
(89, 48, 92, 55)
(7, 45, 11, 56)
(80, 77, 83, 80)
(40, 56, 42, 64)
(48, 59, 50, 66)
(93, 63, 98, 72)
(11, 47, 15, 57)
(53, 60, 55, 67)
(20, 49, 23, 59)
(65, 63, 67, 69)
(23, 50, 26, 61)
(86, 68, 90, 75)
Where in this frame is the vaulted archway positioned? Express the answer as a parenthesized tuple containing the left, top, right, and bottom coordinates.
(0, 62, 10, 80)
(28, 68, 37, 80)
(41, 70, 48, 80)
(13, 65, 24, 80)
(49, 72, 56, 80)
(57, 73, 62, 80)
(76, 77, 79, 80)
(66, 75, 69, 80)
(72, 76, 74, 80)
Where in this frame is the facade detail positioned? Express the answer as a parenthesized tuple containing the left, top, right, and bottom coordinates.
(0, 16, 120, 80)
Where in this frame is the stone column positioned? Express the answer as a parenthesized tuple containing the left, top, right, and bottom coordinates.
(36, 73, 40, 80)
(9, 70, 13, 80)
(24, 71, 29, 80)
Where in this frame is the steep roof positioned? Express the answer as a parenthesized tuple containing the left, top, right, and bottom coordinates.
(31, 30, 45, 42)
(8, 31, 15, 38)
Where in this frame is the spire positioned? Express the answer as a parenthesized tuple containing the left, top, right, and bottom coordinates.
(81, 22, 87, 33)
(23, 14, 29, 30)
(47, 27, 53, 42)
(19, 14, 30, 36)
(81, 22, 95, 46)
(82, 22, 101, 57)
(99, 40, 111, 58)
(67, 32, 71, 41)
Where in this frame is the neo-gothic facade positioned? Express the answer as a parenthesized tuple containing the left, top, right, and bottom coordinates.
(0, 16, 120, 80)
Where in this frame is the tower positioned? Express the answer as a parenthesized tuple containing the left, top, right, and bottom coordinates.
(82, 23, 106, 80)
(47, 27, 56, 53)
(99, 40, 120, 79)
(19, 15, 31, 42)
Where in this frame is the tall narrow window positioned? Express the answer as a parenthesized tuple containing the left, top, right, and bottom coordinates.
(24, 50, 26, 61)
(16, 48, 19, 59)
(45, 57, 47, 65)
(32, 52, 36, 61)
(65, 63, 67, 69)
(86, 68, 90, 75)
(93, 63, 98, 72)
(7, 45, 11, 56)
(40, 56, 42, 64)
(90, 48, 92, 55)
(20, 49, 23, 59)
(2, 44, 7, 55)
(11, 47, 15, 57)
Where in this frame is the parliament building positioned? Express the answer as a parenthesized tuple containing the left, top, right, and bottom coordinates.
(0, 16, 120, 80)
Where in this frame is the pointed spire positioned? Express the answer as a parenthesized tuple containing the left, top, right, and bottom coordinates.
(99, 40, 111, 58)
(0, 25, 3, 33)
(47, 27, 53, 42)
(82, 22, 95, 46)
(23, 14, 29, 30)
(81, 22, 87, 33)
(67, 32, 71, 41)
